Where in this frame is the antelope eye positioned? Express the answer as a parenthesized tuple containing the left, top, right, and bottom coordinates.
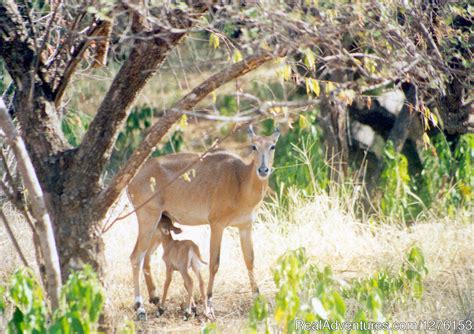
(270, 145, 276, 150)
(251, 145, 257, 151)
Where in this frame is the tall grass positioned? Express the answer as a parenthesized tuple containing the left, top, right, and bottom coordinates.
(272, 119, 473, 225)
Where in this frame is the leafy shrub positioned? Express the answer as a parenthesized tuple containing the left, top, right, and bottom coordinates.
(0, 265, 104, 334)
(420, 133, 473, 216)
(248, 295, 270, 333)
(248, 246, 427, 333)
(271, 114, 329, 198)
(378, 141, 423, 222)
(343, 246, 428, 312)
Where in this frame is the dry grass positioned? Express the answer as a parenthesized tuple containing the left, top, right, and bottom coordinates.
(1, 191, 472, 333)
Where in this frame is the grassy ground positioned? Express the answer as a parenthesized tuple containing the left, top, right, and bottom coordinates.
(1, 190, 472, 333)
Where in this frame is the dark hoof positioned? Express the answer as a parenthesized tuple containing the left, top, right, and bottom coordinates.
(183, 311, 193, 321)
(252, 288, 260, 297)
(150, 296, 160, 305)
(191, 306, 197, 315)
(137, 308, 147, 321)
(156, 307, 165, 317)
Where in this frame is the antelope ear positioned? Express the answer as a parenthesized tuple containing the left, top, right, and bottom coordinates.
(248, 124, 256, 139)
(272, 127, 280, 141)
(172, 226, 183, 234)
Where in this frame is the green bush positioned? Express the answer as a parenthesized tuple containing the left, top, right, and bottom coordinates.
(378, 141, 423, 222)
(420, 133, 473, 216)
(0, 265, 104, 334)
(271, 114, 329, 199)
(247, 246, 427, 333)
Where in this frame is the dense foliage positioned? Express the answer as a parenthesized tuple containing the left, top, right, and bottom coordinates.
(0, 266, 104, 333)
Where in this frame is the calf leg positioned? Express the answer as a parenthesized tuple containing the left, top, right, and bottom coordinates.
(157, 267, 172, 317)
(181, 271, 194, 320)
(239, 223, 259, 294)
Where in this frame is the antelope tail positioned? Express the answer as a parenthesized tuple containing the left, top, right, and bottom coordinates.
(196, 248, 207, 265)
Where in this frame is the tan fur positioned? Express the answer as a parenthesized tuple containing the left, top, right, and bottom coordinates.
(157, 215, 210, 319)
(128, 126, 280, 317)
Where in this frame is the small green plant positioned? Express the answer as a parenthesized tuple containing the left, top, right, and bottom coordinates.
(0, 265, 105, 334)
(248, 295, 270, 334)
(246, 246, 427, 333)
(378, 141, 423, 222)
(343, 246, 428, 322)
(201, 322, 219, 334)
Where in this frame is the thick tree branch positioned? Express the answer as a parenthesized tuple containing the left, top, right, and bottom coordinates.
(65, 3, 208, 199)
(94, 52, 273, 217)
(0, 0, 35, 85)
(0, 98, 62, 309)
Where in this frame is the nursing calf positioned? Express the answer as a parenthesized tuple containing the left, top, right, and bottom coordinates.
(156, 214, 212, 320)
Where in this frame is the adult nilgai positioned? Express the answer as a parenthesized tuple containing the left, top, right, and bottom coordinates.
(128, 125, 280, 319)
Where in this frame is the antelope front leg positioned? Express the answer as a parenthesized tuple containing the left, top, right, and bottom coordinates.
(130, 236, 149, 320)
(207, 225, 224, 318)
(130, 210, 163, 320)
(239, 223, 259, 295)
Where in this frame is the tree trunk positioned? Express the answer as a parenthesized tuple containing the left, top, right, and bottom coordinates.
(320, 92, 349, 182)
(0, 98, 62, 309)
(52, 205, 105, 279)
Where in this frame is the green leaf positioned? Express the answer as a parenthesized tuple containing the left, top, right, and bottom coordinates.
(305, 78, 320, 96)
(179, 114, 188, 130)
(209, 33, 220, 49)
(423, 132, 431, 146)
(232, 49, 243, 63)
(325, 81, 336, 94)
(276, 64, 292, 81)
(333, 292, 346, 316)
(303, 48, 316, 71)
